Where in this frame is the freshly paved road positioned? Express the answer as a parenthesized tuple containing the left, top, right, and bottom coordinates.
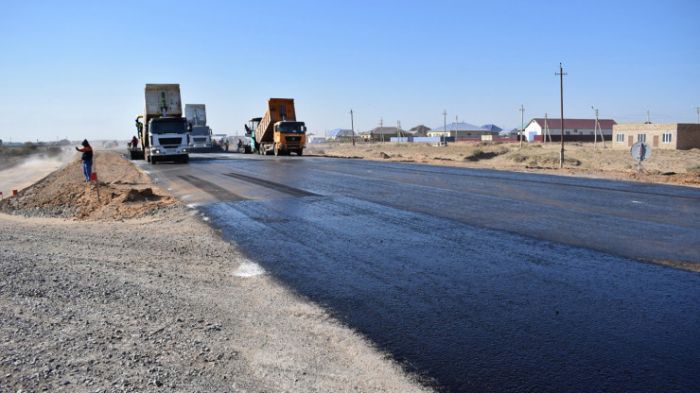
(138, 153, 700, 393)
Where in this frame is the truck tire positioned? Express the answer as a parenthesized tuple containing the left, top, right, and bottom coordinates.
(297, 149, 303, 156)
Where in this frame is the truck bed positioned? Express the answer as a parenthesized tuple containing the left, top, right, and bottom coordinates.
(254, 98, 296, 144)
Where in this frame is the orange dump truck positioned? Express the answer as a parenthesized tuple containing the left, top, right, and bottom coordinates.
(252, 98, 307, 156)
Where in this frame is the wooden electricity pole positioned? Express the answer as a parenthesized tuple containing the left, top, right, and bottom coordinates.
(519, 105, 525, 148)
(443, 110, 447, 145)
(350, 109, 355, 146)
(556, 63, 567, 169)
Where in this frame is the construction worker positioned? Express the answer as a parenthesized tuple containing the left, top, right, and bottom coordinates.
(130, 135, 139, 150)
(75, 139, 93, 182)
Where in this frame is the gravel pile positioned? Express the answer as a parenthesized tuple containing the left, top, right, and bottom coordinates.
(0, 151, 176, 220)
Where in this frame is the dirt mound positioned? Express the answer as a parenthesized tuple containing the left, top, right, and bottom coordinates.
(0, 151, 176, 220)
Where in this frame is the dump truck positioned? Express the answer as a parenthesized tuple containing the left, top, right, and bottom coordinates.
(185, 104, 212, 152)
(251, 98, 307, 156)
(135, 84, 190, 164)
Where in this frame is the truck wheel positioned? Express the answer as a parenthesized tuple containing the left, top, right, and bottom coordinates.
(147, 155, 151, 163)
(183, 156, 189, 164)
(297, 149, 303, 156)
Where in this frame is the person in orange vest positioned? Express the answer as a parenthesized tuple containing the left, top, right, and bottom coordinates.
(75, 139, 93, 182)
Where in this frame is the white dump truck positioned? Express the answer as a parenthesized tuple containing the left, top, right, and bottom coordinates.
(185, 104, 212, 152)
(134, 84, 190, 164)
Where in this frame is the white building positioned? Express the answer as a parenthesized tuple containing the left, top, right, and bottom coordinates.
(427, 122, 501, 139)
(523, 118, 616, 141)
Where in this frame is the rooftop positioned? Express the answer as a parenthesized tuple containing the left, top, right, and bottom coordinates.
(529, 118, 617, 129)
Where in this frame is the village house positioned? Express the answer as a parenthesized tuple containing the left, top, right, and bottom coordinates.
(523, 118, 616, 142)
(612, 123, 700, 150)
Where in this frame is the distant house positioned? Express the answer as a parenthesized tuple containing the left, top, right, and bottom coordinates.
(364, 127, 406, 141)
(408, 125, 431, 136)
(481, 124, 503, 133)
(327, 128, 355, 141)
(524, 118, 616, 142)
(427, 122, 501, 138)
(612, 123, 700, 150)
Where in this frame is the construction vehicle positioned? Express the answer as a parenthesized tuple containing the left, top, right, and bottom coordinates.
(241, 117, 261, 154)
(185, 104, 213, 152)
(211, 134, 230, 152)
(134, 84, 190, 164)
(250, 98, 307, 156)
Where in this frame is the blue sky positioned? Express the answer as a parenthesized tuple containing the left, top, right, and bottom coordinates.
(1, 0, 698, 141)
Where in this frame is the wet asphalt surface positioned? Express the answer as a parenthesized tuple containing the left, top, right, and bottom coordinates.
(141, 153, 700, 392)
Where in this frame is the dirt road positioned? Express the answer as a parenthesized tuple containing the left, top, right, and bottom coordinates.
(0, 153, 430, 393)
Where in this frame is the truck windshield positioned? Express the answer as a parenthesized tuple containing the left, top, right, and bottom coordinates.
(277, 122, 306, 133)
(150, 119, 188, 134)
(191, 126, 210, 136)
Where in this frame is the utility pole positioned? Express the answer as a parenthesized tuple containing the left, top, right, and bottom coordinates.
(443, 110, 447, 145)
(397, 120, 402, 139)
(556, 63, 567, 168)
(592, 106, 598, 148)
(544, 113, 552, 143)
(350, 109, 356, 146)
(646, 110, 651, 124)
(380, 118, 384, 143)
(696, 107, 699, 124)
(591, 106, 605, 149)
(519, 105, 525, 148)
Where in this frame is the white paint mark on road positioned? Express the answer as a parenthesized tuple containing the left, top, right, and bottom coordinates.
(233, 261, 266, 278)
(631, 200, 643, 204)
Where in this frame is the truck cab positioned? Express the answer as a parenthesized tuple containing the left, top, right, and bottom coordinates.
(190, 125, 212, 151)
(272, 121, 307, 156)
(145, 117, 190, 163)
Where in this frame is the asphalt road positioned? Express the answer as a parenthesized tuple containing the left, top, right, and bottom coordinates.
(138, 153, 700, 393)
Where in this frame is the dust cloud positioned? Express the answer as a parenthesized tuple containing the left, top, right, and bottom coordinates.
(0, 147, 76, 194)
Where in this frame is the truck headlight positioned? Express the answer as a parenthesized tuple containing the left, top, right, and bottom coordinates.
(182, 148, 188, 153)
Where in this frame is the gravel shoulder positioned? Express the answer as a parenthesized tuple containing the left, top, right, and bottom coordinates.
(0, 153, 431, 393)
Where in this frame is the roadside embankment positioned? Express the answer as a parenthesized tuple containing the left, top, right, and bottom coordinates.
(0, 152, 431, 392)
(0, 150, 176, 220)
(308, 142, 700, 187)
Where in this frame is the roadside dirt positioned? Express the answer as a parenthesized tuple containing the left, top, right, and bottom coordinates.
(0, 152, 431, 393)
(0, 151, 177, 220)
(308, 142, 700, 187)
(0, 148, 75, 195)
